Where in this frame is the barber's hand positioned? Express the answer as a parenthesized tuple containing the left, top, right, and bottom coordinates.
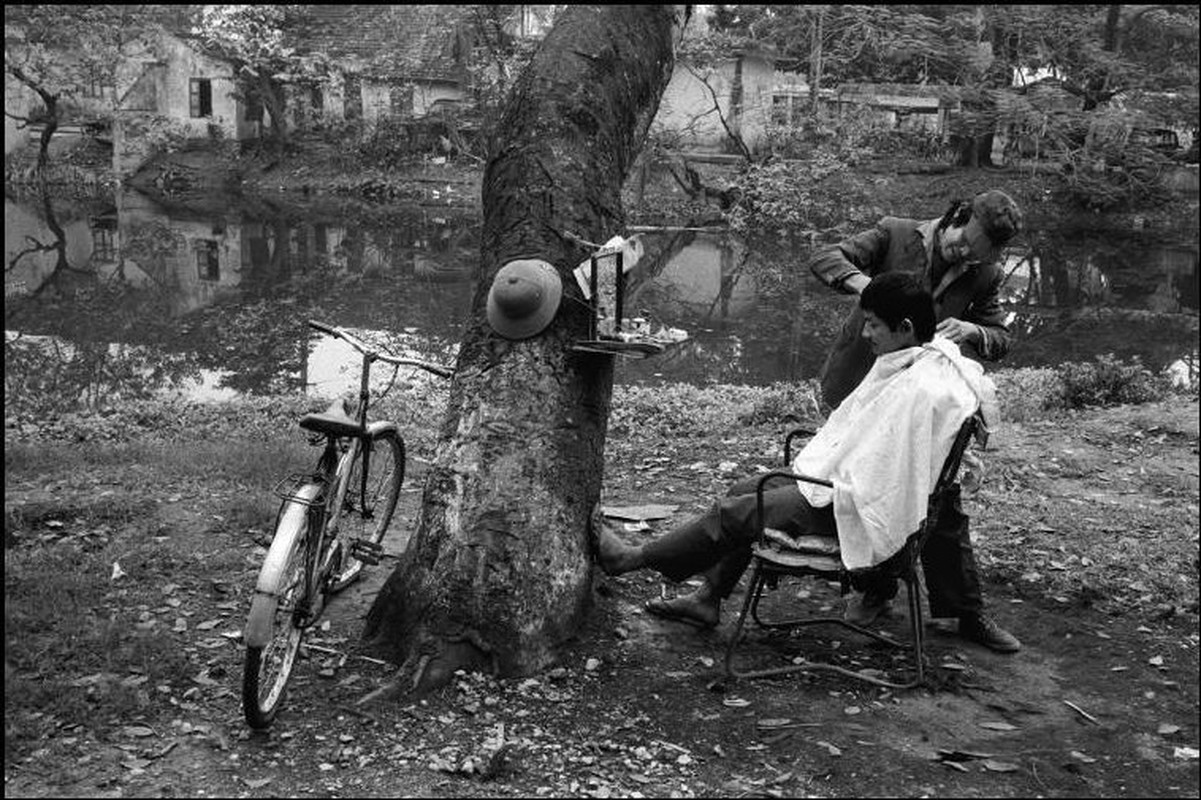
(842, 273, 871, 295)
(936, 317, 980, 345)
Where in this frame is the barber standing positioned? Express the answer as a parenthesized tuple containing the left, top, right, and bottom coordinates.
(805, 189, 1024, 653)
(810, 189, 1022, 409)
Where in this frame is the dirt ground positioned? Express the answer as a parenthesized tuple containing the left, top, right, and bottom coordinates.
(4, 395, 1197, 798)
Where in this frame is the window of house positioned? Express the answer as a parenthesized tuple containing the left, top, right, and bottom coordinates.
(90, 219, 117, 262)
(190, 78, 213, 118)
(195, 240, 220, 281)
(81, 71, 106, 99)
(244, 94, 263, 123)
(390, 85, 413, 118)
(344, 75, 362, 121)
(771, 93, 808, 127)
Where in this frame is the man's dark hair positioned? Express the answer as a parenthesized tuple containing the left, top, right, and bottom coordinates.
(935, 189, 1023, 247)
(859, 272, 937, 342)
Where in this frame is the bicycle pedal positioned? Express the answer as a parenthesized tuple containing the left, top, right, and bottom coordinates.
(349, 539, 384, 565)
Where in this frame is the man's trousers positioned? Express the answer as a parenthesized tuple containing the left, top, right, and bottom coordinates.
(637, 475, 985, 618)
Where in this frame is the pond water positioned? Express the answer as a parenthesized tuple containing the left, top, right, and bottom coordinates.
(4, 185, 1198, 406)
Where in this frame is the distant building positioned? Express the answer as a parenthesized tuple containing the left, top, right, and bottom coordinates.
(833, 83, 960, 137)
(654, 47, 778, 155)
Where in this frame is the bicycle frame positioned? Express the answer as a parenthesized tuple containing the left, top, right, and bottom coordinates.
(243, 320, 452, 728)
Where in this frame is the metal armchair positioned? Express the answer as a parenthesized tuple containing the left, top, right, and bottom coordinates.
(724, 414, 981, 689)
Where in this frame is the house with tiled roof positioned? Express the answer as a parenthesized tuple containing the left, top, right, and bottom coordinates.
(283, 4, 482, 126)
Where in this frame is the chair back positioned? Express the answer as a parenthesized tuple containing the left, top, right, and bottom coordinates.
(931, 412, 980, 501)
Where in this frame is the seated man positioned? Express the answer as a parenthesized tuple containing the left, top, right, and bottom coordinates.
(596, 272, 1016, 652)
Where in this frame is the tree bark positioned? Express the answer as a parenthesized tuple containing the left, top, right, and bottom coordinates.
(363, 5, 678, 694)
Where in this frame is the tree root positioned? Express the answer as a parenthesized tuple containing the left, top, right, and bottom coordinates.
(357, 635, 494, 707)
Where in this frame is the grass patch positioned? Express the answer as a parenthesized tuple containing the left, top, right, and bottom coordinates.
(611, 381, 824, 437)
(5, 541, 194, 760)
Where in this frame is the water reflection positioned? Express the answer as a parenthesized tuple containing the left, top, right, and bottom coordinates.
(4, 184, 1198, 409)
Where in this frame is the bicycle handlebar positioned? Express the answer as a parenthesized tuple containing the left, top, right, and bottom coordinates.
(308, 320, 453, 379)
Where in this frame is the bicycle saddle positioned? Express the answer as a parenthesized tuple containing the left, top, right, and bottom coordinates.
(299, 397, 365, 438)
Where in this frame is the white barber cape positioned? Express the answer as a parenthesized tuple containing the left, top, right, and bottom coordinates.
(792, 336, 996, 570)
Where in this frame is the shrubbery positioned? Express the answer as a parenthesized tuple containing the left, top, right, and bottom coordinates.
(994, 354, 1181, 421)
(1057, 354, 1172, 409)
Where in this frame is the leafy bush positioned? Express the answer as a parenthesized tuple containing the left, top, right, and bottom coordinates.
(736, 382, 822, 426)
(351, 112, 483, 167)
(993, 356, 1173, 420)
(728, 155, 873, 234)
(992, 367, 1064, 422)
(611, 382, 823, 436)
(1057, 354, 1169, 409)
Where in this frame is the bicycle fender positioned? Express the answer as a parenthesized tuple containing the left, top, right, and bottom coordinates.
(364, 420, 399, 438)
(244, 484, 320, 647)
(244, 593, 279, 648)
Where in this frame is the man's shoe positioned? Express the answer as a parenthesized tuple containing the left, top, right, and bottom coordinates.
(958, 614, 1021, 653)
(844, 591, 892, 626)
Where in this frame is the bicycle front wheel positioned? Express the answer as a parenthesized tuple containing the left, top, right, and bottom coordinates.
(328, 429, 405, 591)
(242, 501, 311, 729)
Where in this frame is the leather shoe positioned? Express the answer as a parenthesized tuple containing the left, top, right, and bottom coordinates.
(844, 591, 892, 626)
(958, 614, 1021, 653)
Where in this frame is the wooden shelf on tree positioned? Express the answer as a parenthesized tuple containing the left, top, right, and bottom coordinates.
(570, 331, 688, 359)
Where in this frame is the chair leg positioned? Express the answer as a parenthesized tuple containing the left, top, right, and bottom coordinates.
(726, 567, 930, 690)
(724, 565, 764, 679)
(904, 574, 926, 687)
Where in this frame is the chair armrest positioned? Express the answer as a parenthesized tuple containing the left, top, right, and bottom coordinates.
(784, 428, 817, 464)
(754, 469, 833, 544)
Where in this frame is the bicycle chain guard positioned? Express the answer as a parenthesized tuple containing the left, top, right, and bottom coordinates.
(348, 538, 385, 565)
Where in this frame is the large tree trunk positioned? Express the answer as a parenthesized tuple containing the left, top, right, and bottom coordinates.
(363, 5, 678, 695)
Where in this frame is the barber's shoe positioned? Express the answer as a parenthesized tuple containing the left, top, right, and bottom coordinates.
(958, 614, 1021, 653)
(844, 591, 893, 626)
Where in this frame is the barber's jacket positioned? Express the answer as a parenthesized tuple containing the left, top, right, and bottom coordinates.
(808, 216, 1012, 408)
(791, 337, 997, 570)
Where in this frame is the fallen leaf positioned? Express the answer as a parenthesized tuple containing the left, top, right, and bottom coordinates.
(816, 740, 842, 757)
(723, 696, 751, 708)
(1173, 747, 1199, 760)
(196, 619, 221, 631)
(122, 726, 155, 738)
(983, 759, 1020, 773)
(979, 721, 1018, 731)
(1157, 723, 1181, 736)
(1069, 750, 1097, 764)
(1148, 655, 1165, 667)
(937, 749, 994, 762)
(111, 561, 127, 581)
(756, 718, 793, 729)
(243, 777, 272, 789)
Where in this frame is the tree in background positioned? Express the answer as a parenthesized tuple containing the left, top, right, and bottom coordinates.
(192, 4, 330, 155)
(4, 5, 168, 169)
(705, 4, 1198, 207)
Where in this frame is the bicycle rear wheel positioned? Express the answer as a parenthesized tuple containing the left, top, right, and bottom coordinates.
(328, 429, 405, 591)
(242, 504, 311, 729)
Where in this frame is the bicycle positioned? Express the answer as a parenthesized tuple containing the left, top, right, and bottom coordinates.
(242, 320, 452, 729)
